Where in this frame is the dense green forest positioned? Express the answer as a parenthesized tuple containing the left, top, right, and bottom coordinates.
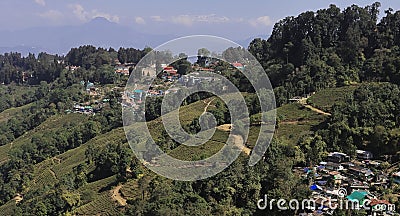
(249, 2, 400, 105)
(0, 2, 399, 215)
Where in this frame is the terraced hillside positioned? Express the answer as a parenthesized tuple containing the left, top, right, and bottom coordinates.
(0, 103, 34, 124)
(0, 86, 359, 215)
(306, 85, 359, 112)
(0, 114, 89, 164)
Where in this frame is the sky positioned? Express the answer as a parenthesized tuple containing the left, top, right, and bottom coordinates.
(1, 0, 400, 41)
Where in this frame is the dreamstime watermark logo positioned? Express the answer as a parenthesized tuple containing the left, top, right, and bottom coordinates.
(257, 188, 396, 213)
(337, 187, 347, 198)
(122, 35, 276, 181)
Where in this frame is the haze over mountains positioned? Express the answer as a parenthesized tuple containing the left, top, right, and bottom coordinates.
(0, 17, 174, 55)
(0, 17, 267, 55)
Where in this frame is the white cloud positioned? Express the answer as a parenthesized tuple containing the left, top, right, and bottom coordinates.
(135, 17, 146, 25)
(39, 10, 63, 21)
(196, 14, 229, 23)
(69, 4, 120, 23)
(249, 16, 273, 27)
(70, 4, 87, 21)
(171, 15, 193, 26)
(148, 14, 273, 28)
(34, 0, 46, 6)
(150, 16, 164, 22)
(170, 14, 230, 26)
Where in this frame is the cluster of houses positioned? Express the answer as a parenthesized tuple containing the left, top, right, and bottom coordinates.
(122, 89, 158, 108)
(161, 64, 218, 82)
(81, 81, 100, 97)
(65, 80, 112, 115)
(113, 60, 245, 81)
(178, 73, 215, 86)
(66, 61, 134, 76)
(69, 98, 110, 115)
(114, 63, 135, 76)
(296, 150, 399, 215)
(71, 104, 96, 115)
(161, 66, 180, 82)
(120, 62, 238, 111)
(121, 86, 179, 107)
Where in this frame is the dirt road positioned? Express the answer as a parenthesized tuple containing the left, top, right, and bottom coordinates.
(299, 97, 331, 116)
(304, 104, 331, 116)
(217, 124, 251, 155)
(203, 99, 215, 113)
(111, 185, 127, 206)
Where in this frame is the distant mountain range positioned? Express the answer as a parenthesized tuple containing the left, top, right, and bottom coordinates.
(0, 17, 267, 56)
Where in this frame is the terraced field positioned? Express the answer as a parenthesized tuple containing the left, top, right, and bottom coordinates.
(3, 99, 218, 214)
(30, 128, 126, 192)
(0, 113, 88, 164)
(73, 193, 120, 215)
(306, 85, 358, 112)
(0, 200, 17, 215)
(0, 103, 34, 123)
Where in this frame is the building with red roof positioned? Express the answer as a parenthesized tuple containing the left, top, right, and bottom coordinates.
(232, 62, 245, 70)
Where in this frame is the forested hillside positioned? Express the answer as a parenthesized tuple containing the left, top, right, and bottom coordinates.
(249, 2, 400, 105)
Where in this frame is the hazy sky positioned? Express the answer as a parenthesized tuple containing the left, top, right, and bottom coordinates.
(1, 0, 400, 40)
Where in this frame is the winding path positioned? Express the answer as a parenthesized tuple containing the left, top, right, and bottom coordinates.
(203, 99, 215, 113)
(304, 104, 331, 116)
(111, 185, 127, 206)
(217, 124, 251, 156)
(299, 98, 331, 116)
